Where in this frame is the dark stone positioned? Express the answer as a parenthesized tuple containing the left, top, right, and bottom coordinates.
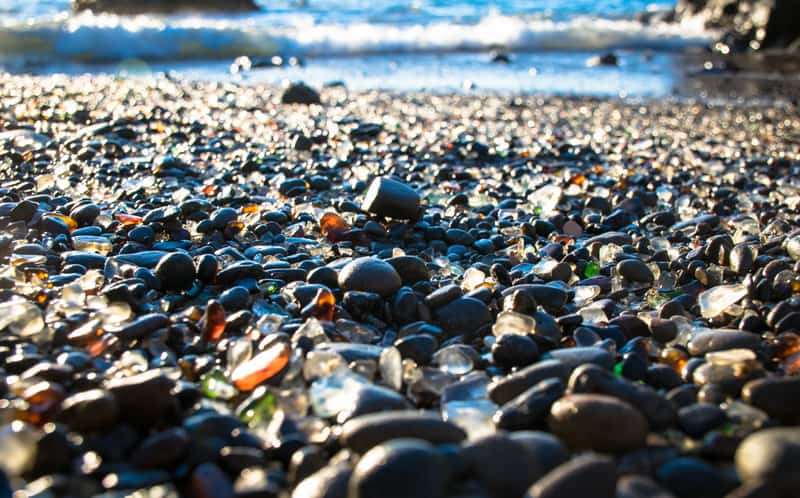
(189, 462, 234, 498)
(154, 252, 197, 291)
(386, 255, 429, 285)
(131, 428, 190, 469)
(57, 389, 119, 432)
(361, 177, 421, 220)
(433, 297, 491, 337)
(460, 434, 539, 498)
(687, 330, 760, 355)
(528, 454, 616, 498)
(341, 412, 466, 453)
(569, 364, 676, 430)
(394, 334, 437, 365)
(617, 259, 654, 283)
(349, 439, 448, 498)
(735, 427, 800, 492)
(548, 394, 649, 452)
(281, 82, 321, 105)
(656, 457, 727, 498)
(292, 464, 351, 498)
(338, 257, 402, 297)
(677, 403, 726, 438)
(494, 378, 565, 431)
(742, 377, 800, 421)
(105, 370, 176, 427)
(488, 359, 568, 405)
(491, 334, 540, 369)
(616, 475, 677, 498)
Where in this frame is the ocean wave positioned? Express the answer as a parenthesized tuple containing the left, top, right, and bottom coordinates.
(0, 11, 715, 64)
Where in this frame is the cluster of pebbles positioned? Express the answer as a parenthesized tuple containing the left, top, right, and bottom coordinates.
(0, 72, 799, 498)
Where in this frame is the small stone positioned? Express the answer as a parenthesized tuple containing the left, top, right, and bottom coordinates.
(292, 464, 352, 498)
(433, 297, 491, 337)
(548, 394, 649, 452)
(341, 411, 466, 453)
(528, 454, 616, 498)
(349, 439, 448, 498)
(386, 255, 429, 285)
(105, 370, 176, 427)
(281, 82, 321, 104)
(677, 403, 726, 438)
(742, 377, 800, 421)
(491, 334, 540, 369)
(57, 389, 119, 432)
(656, 457, 728, 498)
(617, 259, 654, 284)
(361, 177, 421, 220)
(154, 252, 197, 291)
(735, 427, 800, 492)
(338, 258, 402, 297)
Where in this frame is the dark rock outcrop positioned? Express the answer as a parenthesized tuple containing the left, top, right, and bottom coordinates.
(72, 0, 260, 15)
(675, 0, 800, 51)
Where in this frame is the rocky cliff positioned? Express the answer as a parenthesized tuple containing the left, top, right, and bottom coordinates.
(675, 0, 800, 51)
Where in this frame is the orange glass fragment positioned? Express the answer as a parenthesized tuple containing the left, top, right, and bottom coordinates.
(783, 352, 800, 375)
(320, 212, 350, 243)
(302, 288, 336, 322)
(768, 333, 800, 361)
(21, 381, 66, 425)
(202, 185, 216, 196)
(660, 347, 688, 373)
(115, 213, 143, 226)
(201, 300, 226, 342)
(231, 342, 290, 391)
(569, 173, 586, 186)
(241, 204, 260, 214)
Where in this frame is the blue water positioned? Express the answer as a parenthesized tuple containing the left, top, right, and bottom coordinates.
(0, 0, 715, 96)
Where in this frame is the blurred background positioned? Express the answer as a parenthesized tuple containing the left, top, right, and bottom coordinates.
(0, 0, 797, 97)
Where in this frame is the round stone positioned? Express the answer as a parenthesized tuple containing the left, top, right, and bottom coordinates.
(349, 439, 448, 498)
(154, 252, 197, 291)
(338, 257, 402, 297)
(617, 259, 654, 283)
(548, 394, 648, 452)
(735, 427, 800, 492)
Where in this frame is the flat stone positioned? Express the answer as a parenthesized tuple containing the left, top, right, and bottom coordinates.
(687, 330, 761, 356)
(341, 411, 466, 453)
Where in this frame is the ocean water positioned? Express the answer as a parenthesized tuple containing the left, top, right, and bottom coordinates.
(0, 0, 715, 96)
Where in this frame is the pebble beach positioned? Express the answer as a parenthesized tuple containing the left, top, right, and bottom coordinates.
(0, 72, 800, 498)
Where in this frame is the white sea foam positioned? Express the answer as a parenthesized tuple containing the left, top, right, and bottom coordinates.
(0, 10, 714, 64)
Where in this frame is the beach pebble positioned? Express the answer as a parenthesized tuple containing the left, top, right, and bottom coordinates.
(338, 257, 402, 297)
(361, 177, 421, 220)
(548, 394, 648, 452)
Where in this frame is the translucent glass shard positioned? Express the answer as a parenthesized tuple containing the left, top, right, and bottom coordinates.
(698, 284, 747, 318)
